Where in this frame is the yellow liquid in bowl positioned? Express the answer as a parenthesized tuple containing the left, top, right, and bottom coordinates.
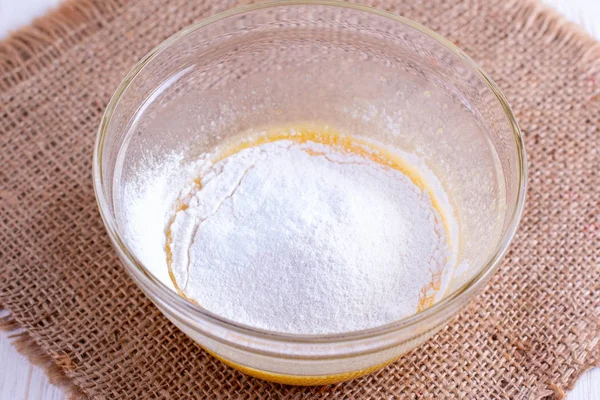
(166, 124, 454, 384)
(203, 345, 400, 385)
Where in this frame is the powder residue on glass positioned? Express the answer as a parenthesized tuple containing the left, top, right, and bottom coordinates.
(121, 124, 458, 334)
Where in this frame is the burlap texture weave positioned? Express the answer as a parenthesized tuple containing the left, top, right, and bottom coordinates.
(1, 0, 599, 398)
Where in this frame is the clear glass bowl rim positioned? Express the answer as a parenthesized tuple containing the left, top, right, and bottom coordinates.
(93, 0, 527, 346)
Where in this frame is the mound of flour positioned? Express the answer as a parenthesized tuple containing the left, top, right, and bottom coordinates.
(159, 140, 452, 334)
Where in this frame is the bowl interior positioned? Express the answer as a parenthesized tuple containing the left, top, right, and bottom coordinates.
(97, 2, 525, 336)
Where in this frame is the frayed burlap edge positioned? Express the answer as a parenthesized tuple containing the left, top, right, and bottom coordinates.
(503, 0, 600, 69)
(0, 0, 599, 398)
(0, 313, 86, 399)
(0, 0, 127, 90)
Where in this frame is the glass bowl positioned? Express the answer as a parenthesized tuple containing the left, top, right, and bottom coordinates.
(93, 0, 527, 385)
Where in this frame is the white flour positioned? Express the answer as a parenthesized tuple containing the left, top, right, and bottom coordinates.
(145, 139, 454, 334)
(119, 152, 209, 291)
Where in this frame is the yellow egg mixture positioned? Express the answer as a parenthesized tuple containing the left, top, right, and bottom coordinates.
(159, 123, 456, 384)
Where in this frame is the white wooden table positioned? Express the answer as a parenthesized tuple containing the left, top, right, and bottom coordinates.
(0, 0, 598, 398)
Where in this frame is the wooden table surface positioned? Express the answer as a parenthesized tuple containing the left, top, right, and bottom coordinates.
(1, 0, 598, 398)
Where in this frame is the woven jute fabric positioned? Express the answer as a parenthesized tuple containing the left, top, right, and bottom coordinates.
(1, 0, 599, 398)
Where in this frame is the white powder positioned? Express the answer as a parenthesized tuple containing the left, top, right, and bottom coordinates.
(118, 152, 209, 290)
(155, 139, 454, 334)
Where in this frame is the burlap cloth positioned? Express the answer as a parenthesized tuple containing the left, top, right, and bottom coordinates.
(1, 0, 599, 398)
